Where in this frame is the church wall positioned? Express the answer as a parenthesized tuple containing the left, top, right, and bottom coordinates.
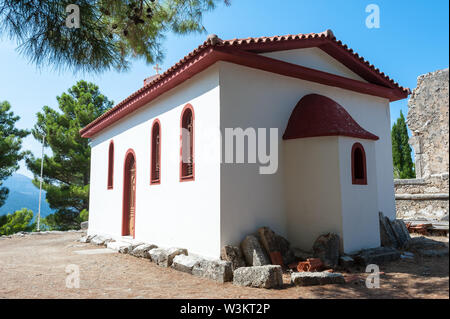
(284, 136, 343, 252)
(338, 137, 380, 253)
(88, 65, 223, 259)
(218, 61, 394, 251)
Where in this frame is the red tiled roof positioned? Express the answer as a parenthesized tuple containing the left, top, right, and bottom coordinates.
(80, 30, 409, 138)
(283, 94, 379, 141)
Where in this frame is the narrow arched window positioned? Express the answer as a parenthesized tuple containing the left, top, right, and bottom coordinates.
(107, 141, 114, 189)
(352, 143, 367, 185)
(180, 104, 194, 181)
(150, 119, 161, 184)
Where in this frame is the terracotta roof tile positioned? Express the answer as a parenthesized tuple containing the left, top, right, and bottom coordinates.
(283, 94, 379, 141)
(80, 30, 409, 138)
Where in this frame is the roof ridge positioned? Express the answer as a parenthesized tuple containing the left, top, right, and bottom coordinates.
(80, 30, 409, 138)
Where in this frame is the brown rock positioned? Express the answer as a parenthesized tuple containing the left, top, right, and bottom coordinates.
(221, 245, 246, 270)
(240, 235, 271, 266)
(258, 227, 295, 266)
(312, 233, 340, 268)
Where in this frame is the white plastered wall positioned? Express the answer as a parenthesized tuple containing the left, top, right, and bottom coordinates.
(88, 65, 222, 258)
(261, 47, 368, 82)
(338, 137, 380, 253)
(218, 59, 395, 251)
(284, 136, 343, 251)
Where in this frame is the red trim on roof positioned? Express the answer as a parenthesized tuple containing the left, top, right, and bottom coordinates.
(80, 30, 409, 138)
(283, 94, 379, 141)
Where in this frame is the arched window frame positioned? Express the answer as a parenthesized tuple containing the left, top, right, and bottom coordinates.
(351, 142, 367, 185)
(150, 119, 161, 185)
(180, 104, 195, 182)
(107, 140, 114, 189)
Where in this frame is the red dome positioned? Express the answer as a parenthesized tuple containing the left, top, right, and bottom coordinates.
(283, 94, 379, 141)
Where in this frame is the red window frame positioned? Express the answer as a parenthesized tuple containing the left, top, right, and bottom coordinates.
(150, 119, 161, 185)
(107, 140, 114, 189)
(351, 142, 367, 185)
(180, 104, 195, 182)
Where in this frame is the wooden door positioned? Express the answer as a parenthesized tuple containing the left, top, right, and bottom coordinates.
(123, 152, 136, 237)
(128, 161, 136, 236)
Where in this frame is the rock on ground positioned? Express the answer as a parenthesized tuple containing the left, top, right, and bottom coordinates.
(354, 247, 401, 266)
(240, 235, 270, 266)
(312, 233, 340, 268)
(291, 272, 345, 286)
(172, 255, 203, 274)
(192, 259, 233, 283)
(233, 265, 283, 289)
(379, 212, 398, 247)
(79, 235, 89, 243)
(379, 213, 411, 249)
(221, 245, 246, 271)
(106, 241, 133, 253)
(129, 243, 158, 259)
(90, 235, 113, 246)
(149, 247, 187, 267)
(257, 227, 294, 266)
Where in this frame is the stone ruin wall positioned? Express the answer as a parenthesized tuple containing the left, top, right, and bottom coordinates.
(395, 68, 449, 222)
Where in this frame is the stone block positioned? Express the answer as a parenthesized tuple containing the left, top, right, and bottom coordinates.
(240, 235, 270, 266)
(106, 241, 133, 253)
(233, 265, 283, 289)
(129, 243, 157, 259)
(221, 245, 246, 271)
(312, 233, 340, 268)
(192, 259, 233, 283)
(291, 272, 345, 286)
(354, 247, 401, 266)
(172, 255, 203, 274)
(149, 247, 187, 267)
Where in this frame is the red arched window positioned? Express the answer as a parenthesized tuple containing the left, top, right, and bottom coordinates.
(150, 119, 161, 184)
(180, 104, 194, 181)
(107, 141, 114, 189)
(352, 143, 367, 185)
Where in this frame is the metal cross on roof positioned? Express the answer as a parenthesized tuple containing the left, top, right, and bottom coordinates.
(153, 64, 162, 75)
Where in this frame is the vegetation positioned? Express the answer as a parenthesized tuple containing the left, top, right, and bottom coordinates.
(392, 110, 415, 179)
(0, 0, 230, 73)
(0, 101, 30, 207)
(0, 208, 35, 235)
(26, 81, 112, 230)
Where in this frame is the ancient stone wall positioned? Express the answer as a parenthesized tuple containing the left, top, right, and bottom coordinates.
(394, 68, 449, 222)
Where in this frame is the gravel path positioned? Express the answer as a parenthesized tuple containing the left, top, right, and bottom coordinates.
(0, 232, 448, 299)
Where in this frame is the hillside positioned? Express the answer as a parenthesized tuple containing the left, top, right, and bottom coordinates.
(0, 174, 54, 218)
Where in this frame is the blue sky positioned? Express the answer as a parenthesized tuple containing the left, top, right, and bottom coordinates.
(0, 0, 448, 178)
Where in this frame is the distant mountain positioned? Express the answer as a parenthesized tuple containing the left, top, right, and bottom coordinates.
(0, 174, 55, 218)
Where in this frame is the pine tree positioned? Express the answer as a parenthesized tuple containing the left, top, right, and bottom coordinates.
(0, 0, 230, 73)
(0, 101, 30, 207)
(391, 110, 415, 179)
(26, 81, 113, 230)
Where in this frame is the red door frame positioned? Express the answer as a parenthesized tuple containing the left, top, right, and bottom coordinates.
(122, 148, 137, 238)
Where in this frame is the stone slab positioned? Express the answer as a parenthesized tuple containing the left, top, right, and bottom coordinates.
(233, 265, 283, 289)
(291, 272, 345, 286)
(192, 259, 233, 283)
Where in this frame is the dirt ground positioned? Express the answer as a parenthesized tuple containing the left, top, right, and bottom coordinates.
(0, 232, 448, 299)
